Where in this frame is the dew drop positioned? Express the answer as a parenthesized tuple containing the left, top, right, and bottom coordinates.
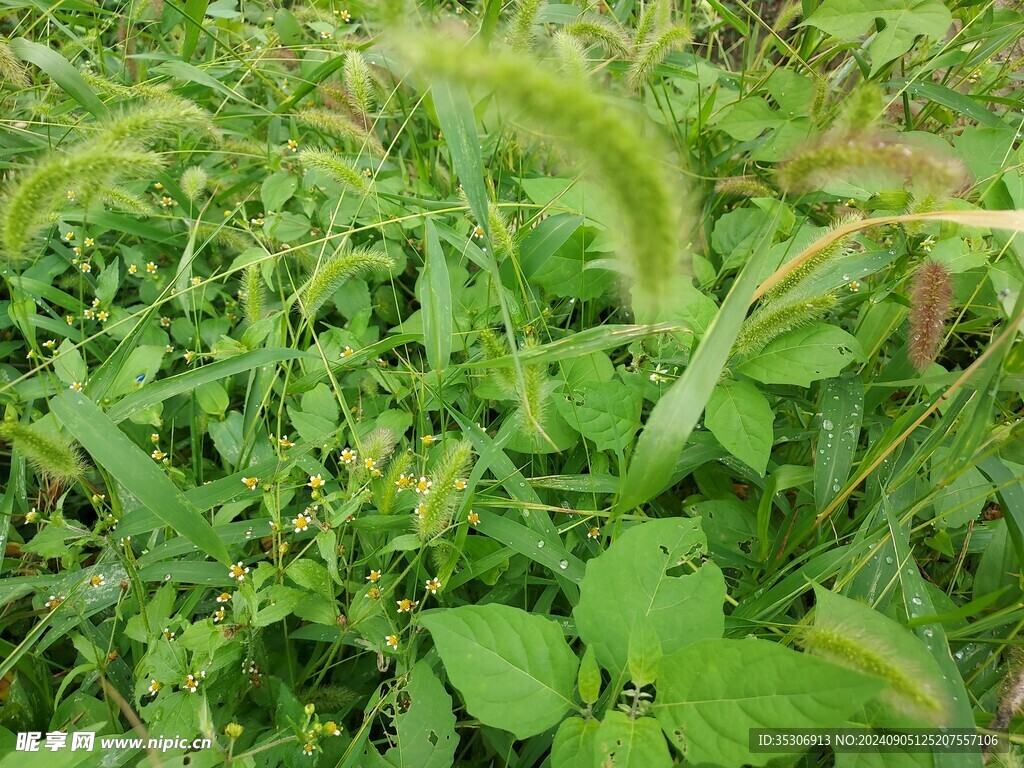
(884, 556, 893, 564)
(822, 419, 834, 431)
(911, 596, 923, 606)
(164, 574, 171, 581)
(536, 540, 545, 548)
(558, 560, 568, 570)
(522, 510, 531, 518)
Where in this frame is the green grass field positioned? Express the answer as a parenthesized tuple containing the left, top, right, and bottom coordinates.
(2, 0, 1024, 766)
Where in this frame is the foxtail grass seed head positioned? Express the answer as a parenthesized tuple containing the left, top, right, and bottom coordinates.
(302, 246, 395, 317)
(486, 203, 518, 263)
(734, 293, 836, 358)
(242, 265, 266, 325)
(714, 176, 775, 199)
(506, 0, 544, 52)
(180, 166, 209, 201)
(398, 36, 687, 314)
(563, 17, 632, 58)
(764, 214, 862, 303)
(100, 185, 153, 216)
(0, 37, 29, 87)
(414, 441, 473, 542)
(801, 622, 950, 725)
(376, 450, 411, 515)
(0, 421, 86, 484)
(297, 108, 383, 155)
(778, 136, 967, 196)
(95, 100, 210, 148)
(343, 51, 377, 118)
(626, 24, 691, 91)
(552, 30, 589, 79)
(299, 148, 370, 195)
(1, 145, 165, 262)
(907, 259, 952, 372)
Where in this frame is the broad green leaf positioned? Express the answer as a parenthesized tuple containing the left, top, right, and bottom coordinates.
(261, 172, 298, 212)
(705, 379, 773, 475)
(930, 461, 988, 529)
(594, 713, 672, 768)
(627, 624, 662, 688)
(50, 392, 231, 565)
(807, 585, 953, 726)
(285, 560, 334, 601)
(421, 220, 452, 371)
(419, 604, 579, 739)
(8, 39, 107, 117)
(814, 375, 864, 511)
(554, 379, 641, 453)
(195, 381, 228, 418)
(577, 646, 601, 705)
(736, 324, 864, 387)
(573, 518, 725, 682)
(365, 660, 459, 768)
(551, 717, 599, 768)
(617, 220, 778, 514)
(803, 0, 952, 74)
(654, 638, 883, 767)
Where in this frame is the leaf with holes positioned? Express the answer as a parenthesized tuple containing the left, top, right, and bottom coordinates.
(573, 518, 725, 683)
(363, 660, 459, 768)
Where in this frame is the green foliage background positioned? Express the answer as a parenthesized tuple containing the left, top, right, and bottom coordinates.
(1, 0, 1024, 766)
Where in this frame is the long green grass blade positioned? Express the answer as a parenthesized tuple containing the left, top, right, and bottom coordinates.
(8, 38, 106, 116)
(431, 79, 490, 239)
(50, 392, 231, 565)
(616, 219, 779, 514)
(422, 219, 453, 371)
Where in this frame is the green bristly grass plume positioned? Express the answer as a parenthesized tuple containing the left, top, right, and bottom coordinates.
(375, 451, 411, 516)
(0, 421, 85, 483)
(0, 36, 29, 87)
(778, 135, 967, 195)
(301, 246, 395, 317)
(563, 16, 632, 58)
(715, 176, 775, 199)
(414, 440, 473, 541)
(626, 23, 691, 91)
(180, 166, 209, 201)
(399, 34, 688, 313)
(0, 145, 165, 262)
(343, 51, 377, 120)
(801, 624, 949, 725)
(297, 108, 384, 155)
(299, 148, 370, 195)
(552, 30, 589, 79)
(763, 214, 861, 302)
(506, 0, 543, 52)
(94, 100, 211, 146)
(357, 427, 398, 480)
(242, 264, 265, 325)
(733, 293, 836, 358)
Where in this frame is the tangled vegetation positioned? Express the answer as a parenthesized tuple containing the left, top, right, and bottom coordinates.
(1, 0, 1024, 766)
